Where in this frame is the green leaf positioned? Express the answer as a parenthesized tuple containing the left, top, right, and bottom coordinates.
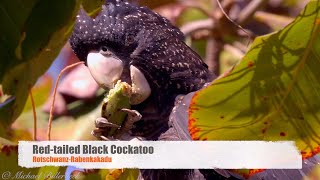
(0, 0, 81, 124)
(82, 0, 104, 16)
(0, 0, 104, 126)
(104, 169, 139, 180)
(0, 139, 65, 179)
(118, 169, 139, 180)
(22, 75, 52, 113)
(0, 96, 15, 137)
(189, 0, 320, 160)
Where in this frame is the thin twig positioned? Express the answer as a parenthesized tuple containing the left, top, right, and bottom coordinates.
(254, 11, 294, 29)
(47, 61, 84, 141)
(237, 0, 267, 25)
(180, 19, 215, 36)
(206, 38, 223, 75)
(29, 90, 37, 141)
(216, 0, 252, 44)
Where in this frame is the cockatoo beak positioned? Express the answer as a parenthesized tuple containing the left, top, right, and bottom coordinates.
(87, 51, 123, 89)
(86, 51, 151, 104)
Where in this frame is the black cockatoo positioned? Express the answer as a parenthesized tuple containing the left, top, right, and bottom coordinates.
(69, 0, 213, 140)
(69, 0, 218, 179)
(69, 0, 319, 180)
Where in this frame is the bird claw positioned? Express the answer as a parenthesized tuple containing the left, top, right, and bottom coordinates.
(91, 128, 117, 141)
(92, 117, 120, 140)
(112, 108, 142, 140)
(92, 109, 142, 141)
(119, 108, 142, 133)
(91, 128, 104, 139)
(95, 117, 121, 128)
(121, 108, 142, 122)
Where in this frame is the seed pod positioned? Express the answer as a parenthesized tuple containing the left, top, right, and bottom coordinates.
(101, 80, 132, 137)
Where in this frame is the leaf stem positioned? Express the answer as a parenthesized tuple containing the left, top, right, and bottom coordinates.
(47, 61, 84, 141)
(29, 90, 37, 141)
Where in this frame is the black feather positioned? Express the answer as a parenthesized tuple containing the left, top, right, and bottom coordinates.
(69, 1, 211, 101)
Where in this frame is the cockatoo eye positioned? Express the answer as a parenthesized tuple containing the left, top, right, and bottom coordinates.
(126, 35, 135, 45)
(100, 46, 112, 56)
(101, 46, 108, 52)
